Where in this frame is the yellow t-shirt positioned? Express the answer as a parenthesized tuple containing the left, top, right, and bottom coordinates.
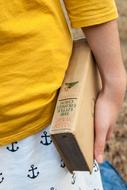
(0, 0, 118, 145)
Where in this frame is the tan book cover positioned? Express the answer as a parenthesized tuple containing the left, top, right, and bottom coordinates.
(49, 38, 102, 173)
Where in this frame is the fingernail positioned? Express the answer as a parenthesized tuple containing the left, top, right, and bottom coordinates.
(97, 155, 103, 163)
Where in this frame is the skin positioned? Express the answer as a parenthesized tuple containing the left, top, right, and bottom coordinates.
(81, 20, 127, 163)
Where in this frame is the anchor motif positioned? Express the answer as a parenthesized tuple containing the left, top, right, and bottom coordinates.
(71, 172, 76, 184)
(50, 187, 57, 190)
(60, 159, 65, 168)
(93, 161, 99, 172)
(27, 164, 39, 179)
(6, 142, 19, 152)
(40, 131, 52, 145)
(0, 172, 4, 184)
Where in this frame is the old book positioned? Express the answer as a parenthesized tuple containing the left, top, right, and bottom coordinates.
(49, 38, 102, 173)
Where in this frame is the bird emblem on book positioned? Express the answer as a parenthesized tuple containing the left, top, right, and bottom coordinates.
(65, 81, 79, 90)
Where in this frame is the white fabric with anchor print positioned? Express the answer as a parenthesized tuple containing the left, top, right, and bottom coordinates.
(0, 124, 104, 190)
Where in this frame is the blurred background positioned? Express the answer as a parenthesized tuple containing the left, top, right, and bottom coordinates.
(61, 0, 127, 181)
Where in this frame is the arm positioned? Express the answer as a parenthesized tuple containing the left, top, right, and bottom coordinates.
(82, 20, 127, 163)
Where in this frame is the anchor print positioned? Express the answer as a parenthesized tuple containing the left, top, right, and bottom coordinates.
(50, 187, 57, 190)
(0, 172, 4, 184)
(93, 161, 99, 172)
(60, 159, 65, 168)
(27, 164, 39, 179)
(71, 172, 76, 184)
(6, 142, 19, 152)
(40, 131, 52, 145)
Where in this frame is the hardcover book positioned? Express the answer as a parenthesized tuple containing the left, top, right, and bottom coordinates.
(49, 38, 102, 173)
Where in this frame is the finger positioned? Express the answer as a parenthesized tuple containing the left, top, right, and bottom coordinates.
(94, 125, 108, 163)
(106, 124, 115, 140)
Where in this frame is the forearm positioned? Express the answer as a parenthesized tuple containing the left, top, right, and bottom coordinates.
(82, 20, 127, 106)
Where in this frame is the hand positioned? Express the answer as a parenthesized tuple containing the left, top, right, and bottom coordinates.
(81, 19, 127, 163)
(94, 81, 126, 163)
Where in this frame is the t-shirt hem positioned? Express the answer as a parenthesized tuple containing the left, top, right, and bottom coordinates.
(0, 119, 51, 146)
(71, 12, 118, 28)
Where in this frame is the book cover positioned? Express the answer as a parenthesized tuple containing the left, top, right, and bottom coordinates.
(49, 38, 102, 173)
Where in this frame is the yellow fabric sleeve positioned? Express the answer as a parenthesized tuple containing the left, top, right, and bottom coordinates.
(63, 0, 118, 28)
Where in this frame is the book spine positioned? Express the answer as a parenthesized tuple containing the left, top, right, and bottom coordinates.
(50, 79, 81, 133)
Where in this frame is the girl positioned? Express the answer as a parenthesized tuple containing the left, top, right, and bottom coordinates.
(0, 0, 126, 189)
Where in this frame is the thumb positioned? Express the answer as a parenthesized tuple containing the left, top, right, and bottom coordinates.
(94, 125, 107, 163)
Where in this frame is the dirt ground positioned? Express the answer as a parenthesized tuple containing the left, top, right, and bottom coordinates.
(61, 0, 127, 181)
